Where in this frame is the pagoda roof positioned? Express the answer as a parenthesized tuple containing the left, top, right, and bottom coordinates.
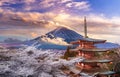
(99, 71, 115, 75)
(80, 38, 106, 42)
(79, 48, 109, 52)
(81, 71, 115, 76)
(71, 38, 106, 44)
(81, 59, 112, 63)
(70, 49, 79, 52)
(70, 48, 109, 52)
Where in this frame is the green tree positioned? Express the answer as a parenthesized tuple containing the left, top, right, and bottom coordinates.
(63, 46, 71, 59)
(63, 46, 77, 59)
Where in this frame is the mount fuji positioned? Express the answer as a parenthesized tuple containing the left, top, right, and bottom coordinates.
(24, 26, 120, 50)
(46, 27, 83, 43)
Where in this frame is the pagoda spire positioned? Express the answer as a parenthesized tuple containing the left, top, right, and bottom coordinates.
(84, 16, 88, 38)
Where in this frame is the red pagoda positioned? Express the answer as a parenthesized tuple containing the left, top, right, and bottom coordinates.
(70, 17, 116, 77)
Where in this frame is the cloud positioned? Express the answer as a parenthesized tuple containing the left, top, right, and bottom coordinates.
(39, 0, 56, 9)
(0, 9, 72, 29)
(66, 1, 90, 10)
(0, 9, 120, 35)
(24, 0, 35, 3)
(61, 0, 72, 3)
(0, 0, 90, 12)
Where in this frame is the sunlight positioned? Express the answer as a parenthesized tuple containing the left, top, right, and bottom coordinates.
(31, 32, 38, 38)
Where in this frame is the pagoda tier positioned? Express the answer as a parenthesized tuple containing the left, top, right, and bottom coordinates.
(70, 48, 109, 52)
(77, 59, 113, 70)
(81, 59, 112, 63)
(79, 48, 109, 52)
(70, 48, 109, 59)
(70, 38, 106, 49)
(76, 60, 115, 76)
(71, 38, 106, 44)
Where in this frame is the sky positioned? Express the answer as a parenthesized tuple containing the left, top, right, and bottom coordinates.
(0, 0, 120, 43)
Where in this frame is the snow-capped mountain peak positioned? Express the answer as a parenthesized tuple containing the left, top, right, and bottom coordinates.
(46, 27, 83, 43)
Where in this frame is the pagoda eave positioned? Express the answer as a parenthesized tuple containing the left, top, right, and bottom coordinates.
(80, 59, 112, 63)
(80, 71, 115, 76)
(70, 48, 109, 52)
(70, 38, 106, 44)
(70, 49, 79, 52)
(79, 48, 109, 52)
(80, 38, 106, 43)
(99, 71, 115, 75)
